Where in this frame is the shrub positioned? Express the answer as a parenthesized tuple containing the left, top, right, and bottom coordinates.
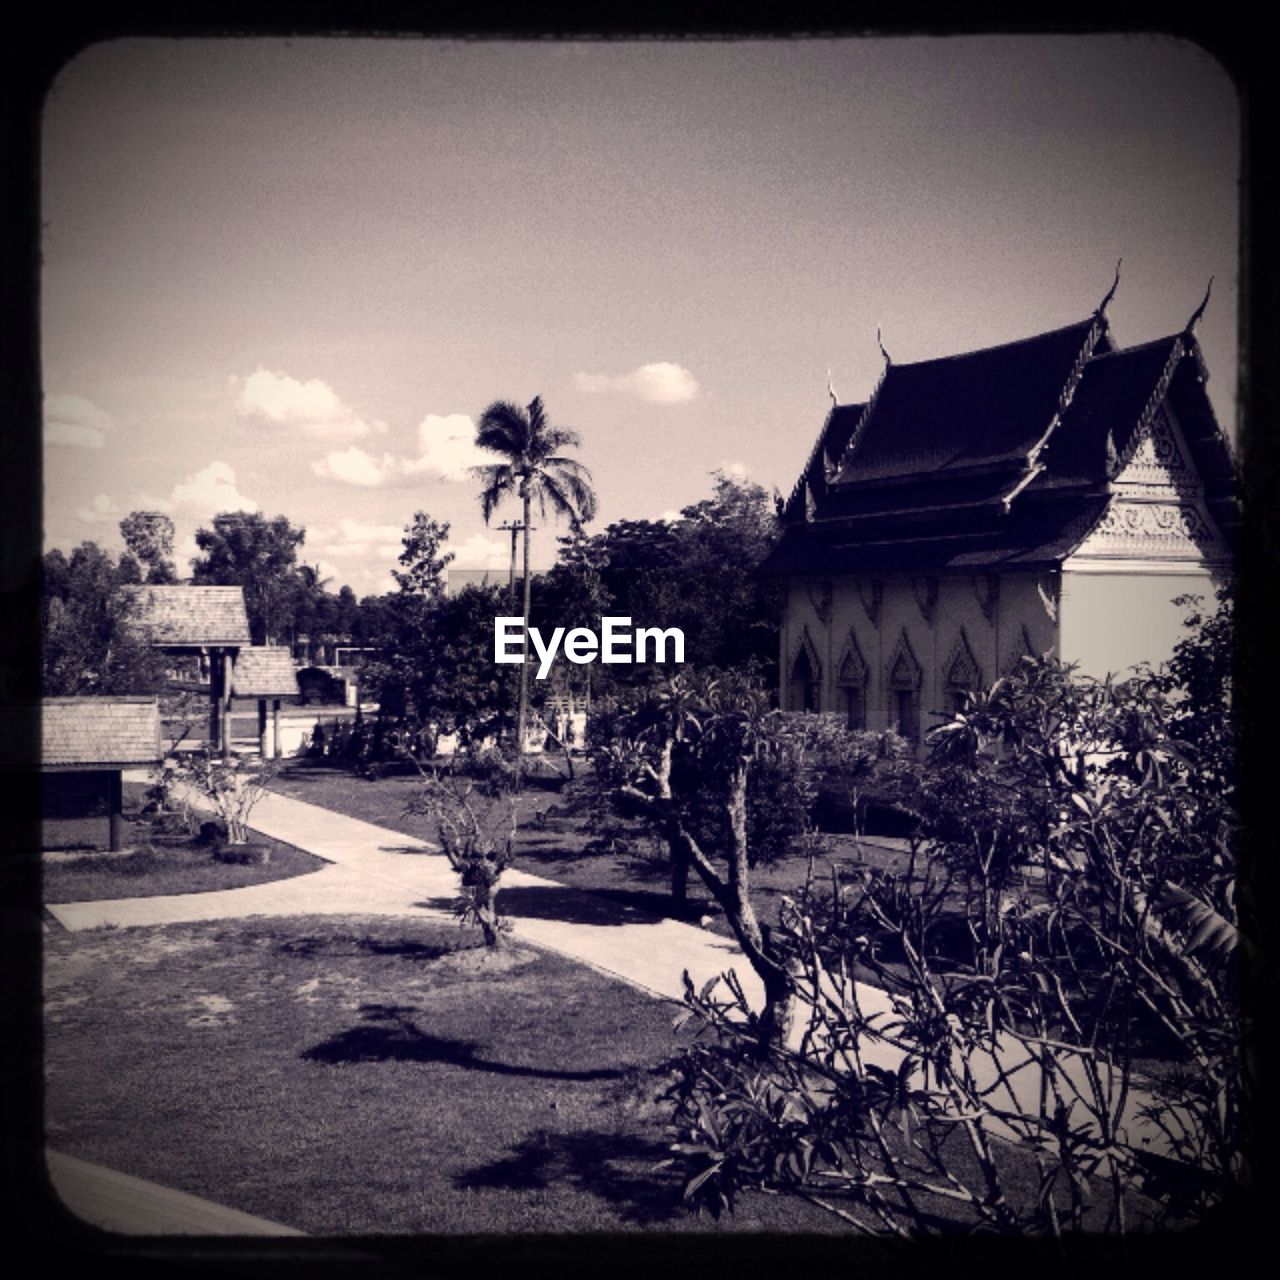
(662, 615, 1239, 1235)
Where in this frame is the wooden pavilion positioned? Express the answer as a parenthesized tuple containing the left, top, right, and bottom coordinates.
(123, 585, 251, 759)
(230, 646, 300, 759)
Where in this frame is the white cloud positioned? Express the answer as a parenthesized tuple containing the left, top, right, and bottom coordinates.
(312, 446, 401, 487)
(45, 395, 116, 448)
(234, 368, 386, 440)
(448, 532, 513, 570)
(313, 413, 489, 488)
(404, 414, 490, 481)
(309, 517, 405, 562)
(573, 361, 700, 404)
(657, 509, 683, 524)
(717, 459, 749, 478)
(169, 461, 258, 515)
(75, 493, 122, 525)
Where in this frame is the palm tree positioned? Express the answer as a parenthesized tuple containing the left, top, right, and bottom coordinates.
(471, 395, 597, 758)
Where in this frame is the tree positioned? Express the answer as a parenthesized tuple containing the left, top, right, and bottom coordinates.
(41, 542, 167, 696)
(591, 669, 844, 1046)
(472, 395, 597, 757)
(392, 512, 455, 599)
(665, 622, 1240, 1233)
(119, 510, 178, 584)
(191, 512, 306, 645)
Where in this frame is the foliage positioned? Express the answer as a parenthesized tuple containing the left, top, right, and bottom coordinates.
(592, 670, 903, 1046)
(472, 394, 597, 758)
(176, 748, 277, 845)
(405, 765, 518, 947)
(192, 511, 307, 645)
(392, 512, 455, 599)
(41, 542, 169, 695)
(119, 510, 178, 584)
(661, 625, 1240, 1235)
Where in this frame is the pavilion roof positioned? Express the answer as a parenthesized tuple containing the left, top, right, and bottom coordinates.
(123, 585, 251, 647)
(231, 647, 299, 698)
(0, 696, 163, 770)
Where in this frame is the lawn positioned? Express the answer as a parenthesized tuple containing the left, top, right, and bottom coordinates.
(42, 783, 328, 903)
(43, 913, 848, 1236)
(268, 759, 903, 934)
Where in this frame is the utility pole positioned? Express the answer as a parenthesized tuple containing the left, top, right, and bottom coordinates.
(497, 520, 529, 608)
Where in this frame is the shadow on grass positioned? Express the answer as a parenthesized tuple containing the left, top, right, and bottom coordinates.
(492, 883, 719, 928)
(457, 1129, 680, 1225)
(277, 936, 458, 961)
(302, 1004, 627, 1082)
(492, 884, 666, 927)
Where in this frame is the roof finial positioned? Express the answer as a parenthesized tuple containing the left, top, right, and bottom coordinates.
(826, 368, 838, 408)
(1184, 276, 1214, 335)
(1096, 258, 1122, 317)
(876, 326, 891, 368)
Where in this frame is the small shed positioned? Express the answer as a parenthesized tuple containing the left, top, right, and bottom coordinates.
(38, 697, 162, 851)
(124, 585, 251, 759)
(230, 647, 300, 758)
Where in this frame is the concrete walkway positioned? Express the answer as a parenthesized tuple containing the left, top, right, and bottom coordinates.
(46, 775, 1186, 1164)
(46, 1150, 306, 1236)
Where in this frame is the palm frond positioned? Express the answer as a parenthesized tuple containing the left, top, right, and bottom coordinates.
(470, 463, 518, 524)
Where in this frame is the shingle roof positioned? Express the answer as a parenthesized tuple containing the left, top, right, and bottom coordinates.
(231, 647, 299, 698)
(766, 314, 1237, 577)
(124, 585, 251, 647)
(10, 697, 162, 769)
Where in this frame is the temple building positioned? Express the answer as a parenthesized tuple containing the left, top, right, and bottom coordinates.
(762, 278, 1237, 744)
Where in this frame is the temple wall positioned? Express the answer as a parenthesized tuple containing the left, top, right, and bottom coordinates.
(1058, 567, 1219, 679)
(780, 572, 1061, 741)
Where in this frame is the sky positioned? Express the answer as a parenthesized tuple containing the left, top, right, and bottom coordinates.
(40, 35, 1241, 597)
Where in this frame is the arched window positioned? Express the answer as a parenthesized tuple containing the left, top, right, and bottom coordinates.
(943, 631, 982, 717)
(885, 632, 922, 743)
(837, 634, 868, 731)
(789, 634, 821, 713)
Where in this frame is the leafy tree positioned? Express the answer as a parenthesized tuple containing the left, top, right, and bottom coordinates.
(41, 542, 167, 695)
(664, 619, 1240, 1233)
(591, 670, 874, 1045)
(392, 512, 455, 599)
(119, 510, 178, 584)
(191, 512, 306, 645)
(472, 395, 597, 756)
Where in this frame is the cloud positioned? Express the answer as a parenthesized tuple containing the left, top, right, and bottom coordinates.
(448, 533, 513, 570)
(403, 414, 490, 481)
(309, 518, 405, 562)
(75, 493, 123, 525)
(168, 461, 259, 514)
(313, 413, 487, 488)
(573, 361, 700, 404)
(717, 459, 748, 478)
(234, 368, 386, 440)
(311, 446, 401, 487)
(45, 395, 116, 448)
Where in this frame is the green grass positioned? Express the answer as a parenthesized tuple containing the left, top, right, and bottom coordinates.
(43, 914, 847, 1235)
(269, 759, 912, 938)
(43, 784, 328, 903)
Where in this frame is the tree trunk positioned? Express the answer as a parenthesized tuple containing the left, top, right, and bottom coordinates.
(670, 843, 691, 910)
(517, 486, 532, 761)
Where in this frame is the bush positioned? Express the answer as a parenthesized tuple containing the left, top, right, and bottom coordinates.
(663, 617, 1239, 1235)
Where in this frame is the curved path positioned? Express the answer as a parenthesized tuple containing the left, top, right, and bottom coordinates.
(46, 776, 1184, 1164)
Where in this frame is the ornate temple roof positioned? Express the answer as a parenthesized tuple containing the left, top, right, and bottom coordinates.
(765, 298, 1237, 576)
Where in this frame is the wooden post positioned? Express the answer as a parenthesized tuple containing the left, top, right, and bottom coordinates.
(221, 651, 233, 762)
(209, 650, 221, 750)
(107, 770, 124, 852)
(273, 699, 283, 759)
(258, 699, 269, 759)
